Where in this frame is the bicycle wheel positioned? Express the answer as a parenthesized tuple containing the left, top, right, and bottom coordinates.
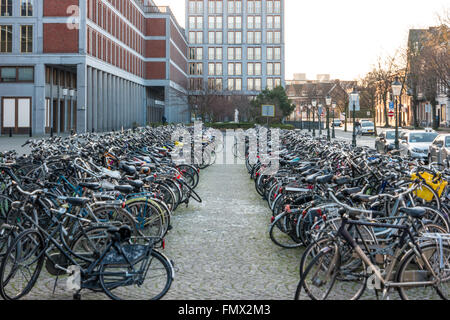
(100, 249, 174, 300)
(397, 242, 450, 300)
(295, 243, 367, 300)
(0, 229, 45, 300)
(269, 212, 303, 248)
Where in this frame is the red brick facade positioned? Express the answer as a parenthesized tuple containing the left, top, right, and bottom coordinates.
(43, 0, 79, 17)
(146, 62, 166, 79)
(43, 24, 79, 53)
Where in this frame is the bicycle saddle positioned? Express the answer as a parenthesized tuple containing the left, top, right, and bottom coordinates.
(305, 172, 322, 184)
(79, 182, 102, 191)
(119, 163, 137, 175)
(65, 197, 90, 207)
(399, 207, 426, 219)
(315, 174, 334, 184)
(334, 176, 352, 186)
(107, 225, 132, 242)
(341, 187, 361, 196)
(114, 185, 134, 194)
(127, 180, 144, 189)
(351, 193, 372, 203)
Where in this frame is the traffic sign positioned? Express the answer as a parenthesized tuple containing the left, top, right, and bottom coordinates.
(389, 101, 394, 111)
(388, 110, 394, 118)
(262, 105, 275, 117)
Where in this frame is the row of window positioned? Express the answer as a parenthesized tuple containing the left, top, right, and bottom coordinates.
(189, 47, 281, 61)
(88, 0, 144, 34)
(189, 31, 282, 44)
(0, 25, 32, 53)
(0, 0, 32, 17)
(190, 62, 282, 76)
(88, 0, 145, 57)
(189, 77, 282, 91)
(188, 0, 281, 15)
(45, 67, 77, 88)
(189, 15, 281, 30)
(0, 66, 33, 82)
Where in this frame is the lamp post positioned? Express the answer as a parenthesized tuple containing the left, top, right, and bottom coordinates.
(300, 105, 304, 130)
(311, 99, 317, 137)
(308, 104, 312, 132)
(332, 101, 336, 139)
(326, 95, 332, 141)
(392, 77, 402, 150)
(350, 87, 359, 147)
(318, 103, 323, 137)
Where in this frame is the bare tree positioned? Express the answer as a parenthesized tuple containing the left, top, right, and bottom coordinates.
(359, 72, 379, 134)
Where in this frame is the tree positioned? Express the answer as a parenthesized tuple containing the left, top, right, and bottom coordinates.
(251, 86, 296, 123)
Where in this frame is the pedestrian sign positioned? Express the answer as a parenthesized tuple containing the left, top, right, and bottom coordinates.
(262, 105, 275, 117)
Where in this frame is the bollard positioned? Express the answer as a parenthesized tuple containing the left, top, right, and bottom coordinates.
(29, 127, 32, 137)
(50, 127, 53, 137)
(9, 128, 12, 137)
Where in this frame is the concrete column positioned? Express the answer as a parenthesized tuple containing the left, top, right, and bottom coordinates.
(107, 73, 111, 131)
(102, 72, 107, 132)
(113, 76, 117, 130)
(92, 69, 97, 132)
(34, 63, 46, 134)
(86, 66, 93, 133)
(76, 63, 88, 133)
(97, 70, 103, 132)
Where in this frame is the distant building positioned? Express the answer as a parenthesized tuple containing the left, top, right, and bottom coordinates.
(185, 0, 285, 96)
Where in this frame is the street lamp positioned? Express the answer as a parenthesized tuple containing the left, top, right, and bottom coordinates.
(318, 103, 323, 137)
(300, 105, 304, 130)
(350, 87, 359, 147)
(332, 101, 337, 139)
(326, 95, 332, 141)
(308, 104, 312, 132)
(311, 99, 317, 137)
(392, 76, 402, 150)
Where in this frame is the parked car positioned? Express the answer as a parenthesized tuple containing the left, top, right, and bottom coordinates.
(360, 121, 375, 135)
(428, 134, 450, 164)
(332, 119, 342, 127)
(399, 130, 438, 159)
(375, 130, 403, 153)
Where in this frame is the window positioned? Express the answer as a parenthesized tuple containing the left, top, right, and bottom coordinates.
(20, 25, 33, 53)
(0, 66, 34, 82)
(228, 31, 241, 44)
(189, 1, 203, 14)
(247, 47, 261, 60)
(189, 32, 196, 44)
(208, 16, 222, 29)
(0, 0, 12, 16)
(274, 16, 281, 28)
(208, 63, 222, 76)
(196, 31, 203, 44)
(189, 63, 203, 75)
(21, 0, 33, 16)
(190, 47, 203, 60)
(247, 62, 261, 76)
(228, 63, 242, 76)
(0, 25, 12, 52)
(267, 1, 280, 14)
(208, 78, 223, 91)
(227, 0, 242, 14)
(228, 16, 242, 29)
(267, 16, 273, 29)
(228, 47, 241, 60)
(248, 78, 261, 91)
(248, 31, 261, 44)
(227, 78, 242, 91)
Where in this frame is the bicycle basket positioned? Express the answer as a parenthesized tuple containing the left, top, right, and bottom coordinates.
(101, 244, 149, 265)
(410, 172, 448, 202)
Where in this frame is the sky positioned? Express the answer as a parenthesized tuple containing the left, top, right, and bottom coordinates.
(156, 0, 448, 81)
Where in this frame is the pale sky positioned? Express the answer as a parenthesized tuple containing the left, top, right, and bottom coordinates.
(157, 0, 448, 81)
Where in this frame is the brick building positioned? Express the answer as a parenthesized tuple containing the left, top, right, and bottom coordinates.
(0, 0, 189, 135)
